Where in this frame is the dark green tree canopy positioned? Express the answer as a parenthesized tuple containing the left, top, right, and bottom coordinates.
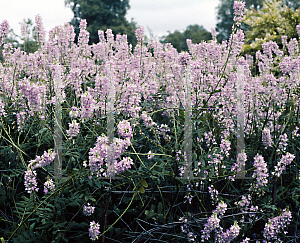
(215, 0, 265, 43)
(160, 24, 212, 53)
(65, 0, 138, 47)
(240, 0, 300, 77)
(216, 0, 300, 44)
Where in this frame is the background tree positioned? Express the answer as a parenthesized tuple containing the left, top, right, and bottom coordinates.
(0, 29, 20, 64)
(20, 18, 40, 54)
(0, 18, 41, 64)
(160, 24, 212, 53)
(281, 0, 300, 11)
(240, 0, 300, 77)
(216, 0, 300, 44)
(215, 0, 265, 44)
(64, 0, 138, 47)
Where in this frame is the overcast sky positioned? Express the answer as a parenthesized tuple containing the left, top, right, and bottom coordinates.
(1, 0, 221, 42)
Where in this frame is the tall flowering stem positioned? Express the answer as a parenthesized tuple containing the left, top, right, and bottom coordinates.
(24, 170, 39, 194)
(89, 221, 100, 241)
(273, 152, 295, 177)
(233, 1, 246, 27)
(250, 154, 269, 195)
(34, 14, 45, 46)
(0, 20, 9, 46)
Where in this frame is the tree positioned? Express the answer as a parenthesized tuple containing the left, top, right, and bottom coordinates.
(240, 0, 300, 77)
(281, 0, 300, 11)
(64, 0, 138, 47)
(160, 24, 212, 53)
(215, 0, 265, 43)
(19, 18, 40, 54)
(0, 29, 17, 63)
(242, 0, 300, 52)
(0, 18, 44, 64)
(216, 0, 300, 44)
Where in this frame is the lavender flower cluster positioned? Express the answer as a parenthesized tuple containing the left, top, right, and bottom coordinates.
(147, 150, 155, 160)
(201, 201, 241, 242)
(117, 119, 133, 139)
(219, 138, 231, 158)
(24, 170, 39, 194)
(135, 26, 145, 43)
(83, 203, 95, 216)
(20, 22, 27, 38)
(276, 133, 289, 154)
(273, 152, 295, 177)
(179, 215, 197, 242)
(78, 19, 89, 43)
(235, 195, 259, 224)
(88, 120, 133, 177)
(213, 200, 227, 216)
(69, 106, 80, 119)
(201, 212, 222, 242)
(230, 151, 247, 181)
(208, 185, 219, 204)
(24, 149, 56, 194)
(0, 20, 9, 46)
(80, 91, 96, 119)
(89, 221, 100, 241)
(34, 14, 45, 45)
(217, 221, 240, 243)
(19, 77, 46, 113)
(66, 120, 80, 139)
(233, 1, 246, 26)
(235, 195, 251, 212)
(204, 131, 217, 148)
(263, 208, 292, 242)
(0, 98, 7, 117)
(28, 149, 56, 170)
(291, 126, 300, 139)
(262, 128, 273, 149)
(43, 179, 55, 194)
(250, 154, 269, 194)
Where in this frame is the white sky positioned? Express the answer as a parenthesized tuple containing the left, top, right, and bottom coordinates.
(0, 0, 220, 43)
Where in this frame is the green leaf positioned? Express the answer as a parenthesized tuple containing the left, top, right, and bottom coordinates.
(145, 211, 155, 221)
(158, 214, 166, 224)
(23, 232, 30, 240)
(0, 196, 7, 206)
(30, 222, 36, 230)
(193, 152, 197, 161)
(150, 204, 156, 211)
(209, 168, 214, 177)
(157, 202, 163, 214)
(140, 179, 148, 188)
(139, 186, 145, 194)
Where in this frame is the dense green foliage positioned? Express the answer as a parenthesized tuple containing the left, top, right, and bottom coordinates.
(240, 0, 300, 77)
(215, 0, 265, 43)
(64, 0, 139, 47)
(160, 24, 212, 53)
(215, 0, 300, 44)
